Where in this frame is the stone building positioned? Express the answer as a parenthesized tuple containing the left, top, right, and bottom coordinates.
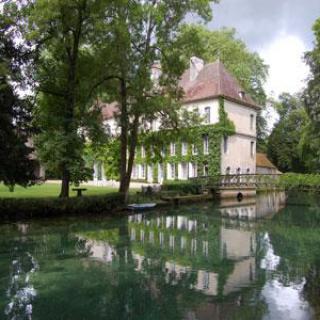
(93, 58, 259, 184)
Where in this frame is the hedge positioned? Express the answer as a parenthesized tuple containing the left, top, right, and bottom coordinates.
(161, 180, 202, 195)
(278, 173, 320, 190)
(0, 193, 124, 220)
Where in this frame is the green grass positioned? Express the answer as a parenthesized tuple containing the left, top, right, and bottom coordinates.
(0, 183, 121, 199)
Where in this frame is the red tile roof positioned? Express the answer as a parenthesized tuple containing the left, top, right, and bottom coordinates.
(179, 61, 259, 109)
(256, 153, 277, 169)
(100, 60, 259, 120)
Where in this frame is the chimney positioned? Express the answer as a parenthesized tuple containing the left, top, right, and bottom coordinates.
(190, 56, 204, 81)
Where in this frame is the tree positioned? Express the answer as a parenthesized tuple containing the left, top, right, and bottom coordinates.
(0, 4, 36, 188)
(176, 25, 269, 150)
(267, 93, 308, 173)
(24, 0, 110, 197)
(96, 0, 215, 201)
(303, 18, 320, 172)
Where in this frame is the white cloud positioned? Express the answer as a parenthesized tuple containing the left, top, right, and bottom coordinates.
(259, 33, 310, 97)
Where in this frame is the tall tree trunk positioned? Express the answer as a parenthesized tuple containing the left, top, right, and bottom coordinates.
(58, 3, 83, 198)
(119, 78, 128, 196)
(122, 114, 139, 203)
(59, 167, 70, 198)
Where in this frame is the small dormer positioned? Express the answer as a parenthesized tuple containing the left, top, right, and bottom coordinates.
(239, 90, 246, 99)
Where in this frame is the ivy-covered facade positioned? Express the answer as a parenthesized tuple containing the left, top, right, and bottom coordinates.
(91, 59, 259, 184)
(131, 98, 235, 183)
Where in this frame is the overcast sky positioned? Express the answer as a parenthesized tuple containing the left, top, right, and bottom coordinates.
(207, 0, 320, 98)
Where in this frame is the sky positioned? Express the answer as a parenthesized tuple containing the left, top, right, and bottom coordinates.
(208, 0, 320, 98)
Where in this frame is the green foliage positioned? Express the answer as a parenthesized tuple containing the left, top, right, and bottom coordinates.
(23, 0, 110, 195)
(268, 93, 309, 173)
(134, 98, 235, 180)
(0, 193, 123, 220)
(302, 18, 320, 172)
(0, 5, 36, 187)
(278, 173, 320, 190)
(162, 181, 202, 195)
(84, 141, 120, 181)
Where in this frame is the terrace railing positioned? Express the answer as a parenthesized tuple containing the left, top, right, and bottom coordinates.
(189, 174, 282, 190)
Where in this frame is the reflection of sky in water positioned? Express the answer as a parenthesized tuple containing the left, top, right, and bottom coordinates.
(260, 233, 313, 320)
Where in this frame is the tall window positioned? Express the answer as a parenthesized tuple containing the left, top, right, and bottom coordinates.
(192, 163, 198, 177)
(203, 135, 209, 154)
(181, 163, 188, 179)
(170, 163, 176, 179)
(141, 146, 146, 158)
(204, 106, 211, 124)
(223, 136, 228, 154)
(250, 114, 254, 130)
(204, 163, 209, 176)
(161, 146, 165, 157)
(141, 164, 146, 178)
(250, 141, 255, 157)
(182, 142, 188, 156)
(192, 144, 198, 155)
(170, 143, 176, 156)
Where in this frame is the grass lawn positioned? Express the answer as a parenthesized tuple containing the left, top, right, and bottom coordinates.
(0, 183, 121, 199)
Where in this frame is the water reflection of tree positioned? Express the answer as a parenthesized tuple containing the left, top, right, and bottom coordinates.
(0, 210, 271, 320)
(266, 204, 320, 318)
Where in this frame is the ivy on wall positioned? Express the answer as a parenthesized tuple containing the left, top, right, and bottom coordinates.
(134, 98, 235, 182)
(87, 98, 235, 183)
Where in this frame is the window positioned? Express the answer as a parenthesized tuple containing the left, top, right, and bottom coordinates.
(246, 168, 250, 174)
(151, 146, 155, 157)
(192, 163, 198, 177)
(203, 135, 209, 154)
(161, 146, 165, 157)
(223, 136, 228, 154)
(239, 91, 245, 99)
(226, 167, 231, 175)
(182, 142, 188, 156)
(141, 146, 146, 158)
(250, 141, 255, 157)
(97, 161, 102, 181)
(170, 163, 176, 179)
(250, 114, 254, 130)
(202, 271, 210, 289)
(204, 163, 209, 176)
(132, 165, 137, 179)
(170, 143, 176, 156)
(181, 162, 188, 179)
(141, 165, 146, 178)
(192, 144, 198, 155)
(204, 106, 211, 124)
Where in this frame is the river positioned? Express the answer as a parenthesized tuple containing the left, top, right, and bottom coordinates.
(0, 191, 319, 320)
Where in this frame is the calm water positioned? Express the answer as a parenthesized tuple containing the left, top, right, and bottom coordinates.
(1, 192, 320, 320)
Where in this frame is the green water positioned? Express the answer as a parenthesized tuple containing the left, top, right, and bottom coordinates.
(1, 192, 320, 320)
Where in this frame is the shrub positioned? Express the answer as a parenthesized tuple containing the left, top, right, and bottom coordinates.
(0, 193, 124, 220)
(278, 173, 320, 190)
(162, 181, 202, 195)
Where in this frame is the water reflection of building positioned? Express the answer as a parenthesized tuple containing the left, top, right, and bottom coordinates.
(127, 212, 257, 297)
(219, 191, 286, 220)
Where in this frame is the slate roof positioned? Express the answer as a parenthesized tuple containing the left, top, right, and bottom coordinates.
(179, 60, 259, 109)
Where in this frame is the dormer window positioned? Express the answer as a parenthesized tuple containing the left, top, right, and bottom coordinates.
(239, 91, 246, 99)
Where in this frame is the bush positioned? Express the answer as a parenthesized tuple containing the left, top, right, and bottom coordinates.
(278, 173, 320, 190)
(162, 181, 202, 195)
(0, 193, 124, 220)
